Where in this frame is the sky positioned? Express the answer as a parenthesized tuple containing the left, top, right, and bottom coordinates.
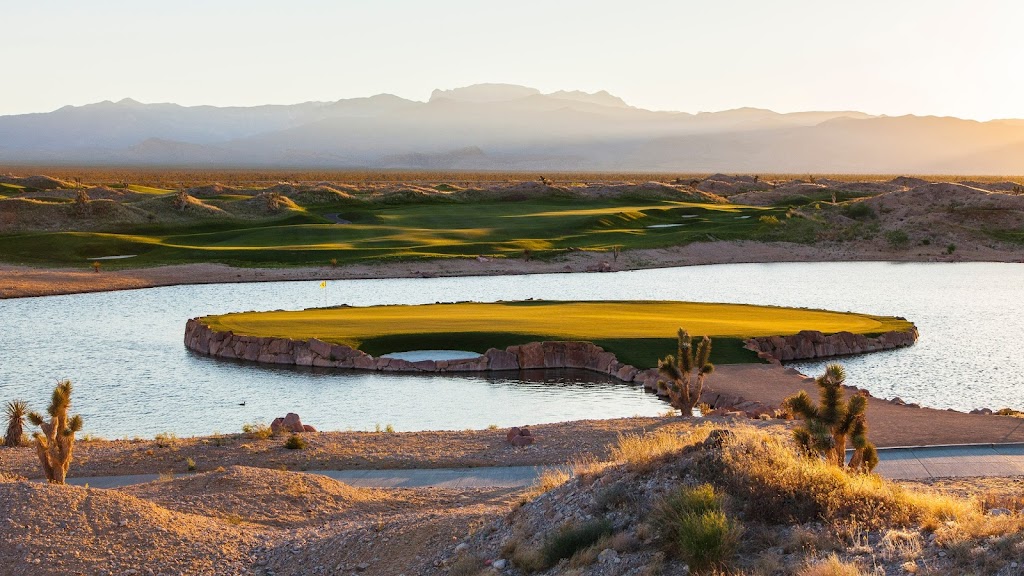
(3, 0, 1023, 120)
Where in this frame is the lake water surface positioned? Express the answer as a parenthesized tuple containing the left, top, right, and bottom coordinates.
(1, 262, 1021, 437)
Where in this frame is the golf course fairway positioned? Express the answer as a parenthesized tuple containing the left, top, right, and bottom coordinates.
(199, 300, 915, 367)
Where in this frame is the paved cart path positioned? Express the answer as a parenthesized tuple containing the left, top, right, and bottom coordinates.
(58, 445, 1024, 489)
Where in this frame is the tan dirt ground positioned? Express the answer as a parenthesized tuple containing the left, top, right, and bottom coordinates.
(0, 465, 520, 576)
(2, 239, 1022, 299)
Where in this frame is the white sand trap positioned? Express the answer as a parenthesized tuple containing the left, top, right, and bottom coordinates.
(380, 350, 482, 361)
(680, 215, 699, 218)
(735, 215, 751, 219)
(646, 223, 685, 228)
(86, 255, 138, 260)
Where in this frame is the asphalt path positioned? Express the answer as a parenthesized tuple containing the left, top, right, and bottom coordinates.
(58, 444, 1024, 489)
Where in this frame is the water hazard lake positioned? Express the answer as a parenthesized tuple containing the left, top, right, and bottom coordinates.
(1, 262, 1021, 437)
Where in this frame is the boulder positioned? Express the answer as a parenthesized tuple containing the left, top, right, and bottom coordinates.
(511, 342, 546, 369)
(308, 338, 333, 359)
(510, 435, 535, 447)
(506, 426, 535, 446)
(486, 348, 519, 371)
(271, 412, 307, 434)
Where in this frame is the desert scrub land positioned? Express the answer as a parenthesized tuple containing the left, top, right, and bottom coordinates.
(198, 300, 914, 367)
(2, 171, 1024, 271)
(1, 422, 1021, 575)
(463, 424, 1024, 576)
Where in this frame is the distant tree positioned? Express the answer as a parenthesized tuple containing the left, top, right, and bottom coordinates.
(784, 364, 878, 472)
(27, 380, 84, 484)
(657, 329, 714, 417)
(4, 400, 28, 447)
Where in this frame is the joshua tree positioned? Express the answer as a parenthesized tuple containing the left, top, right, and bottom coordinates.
(784, 364, 878, 472)
(657, 329, 714, 417)
(27, 380, 83, 484)
(4, 400, 28, 447)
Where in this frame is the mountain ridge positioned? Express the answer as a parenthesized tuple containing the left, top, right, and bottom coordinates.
(2, 84, 1023, 173)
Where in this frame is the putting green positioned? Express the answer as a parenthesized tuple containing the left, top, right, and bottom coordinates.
(201, 300, 914, 366)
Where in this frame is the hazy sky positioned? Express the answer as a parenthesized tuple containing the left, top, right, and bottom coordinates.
(5, 0, 1022, 120)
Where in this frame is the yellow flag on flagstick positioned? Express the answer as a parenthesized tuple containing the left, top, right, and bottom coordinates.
(319, 281, 327, 289)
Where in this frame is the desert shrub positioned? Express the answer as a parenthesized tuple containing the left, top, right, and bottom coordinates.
(242, 422, 273, 439)
(885, 229, 910, 249)
(4, 400, 28, 447)
(946, 243, 957, 254)
(154, 431, 178, 447)
(284, 434, 307, 450)
(653, 484, 740, 573)
(842, 202, 875, 220)
(448, 553, 485, 576)
(541, 519, 613, 566)
(594, 482, 633, 511)
(694, 430, 915, 527)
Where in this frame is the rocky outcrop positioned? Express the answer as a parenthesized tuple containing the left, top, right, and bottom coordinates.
(743, 328, 918, 363)
(183, 318, 651, 382)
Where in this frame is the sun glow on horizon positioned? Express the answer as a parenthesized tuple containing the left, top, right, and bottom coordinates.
(3, 0, 1023, 121)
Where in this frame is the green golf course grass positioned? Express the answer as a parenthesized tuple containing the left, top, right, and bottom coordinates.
(200, 300, 915, 367)
(0, 197, 811, 268)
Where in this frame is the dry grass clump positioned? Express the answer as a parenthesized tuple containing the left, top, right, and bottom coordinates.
(694, 428, 918, 527)
(797, 554, 868, 576)
(241, 421, 273, 439)
(609, 425, 712, 471)
(520, 467, 571, 502)
(652, 483, 741, 573)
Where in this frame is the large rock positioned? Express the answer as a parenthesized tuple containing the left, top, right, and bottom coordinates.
(486, 348, 519, 371)
(510, 342, 546, 369)
(506, 426, 535, 446)
(271, 412, 308, 434)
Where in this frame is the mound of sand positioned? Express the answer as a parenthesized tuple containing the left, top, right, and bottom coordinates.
(186, 183, 244, 197)
(284, 185, 358, 206)
(889, 176, 930, 188)
(580, 182, 727, 203)
(122, 465, 381, 527)
(0, 479, 254, 575)
(731, 182, 829, 206)
(223, 192, 302, 217)
(0, 174, 73, 190)
(0, 198, 152, 233)
(133, 193, 231, 220)
(13, 186, 144, 202)
(859, 183, 1024, 239)
(961, 180, 1024, 193)
(696, 175, 771, 196)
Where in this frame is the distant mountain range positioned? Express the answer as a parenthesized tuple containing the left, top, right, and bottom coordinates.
(2, 83, 1023, 173)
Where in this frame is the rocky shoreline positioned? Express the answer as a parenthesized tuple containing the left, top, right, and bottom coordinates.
(183, 318, 919, 402)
